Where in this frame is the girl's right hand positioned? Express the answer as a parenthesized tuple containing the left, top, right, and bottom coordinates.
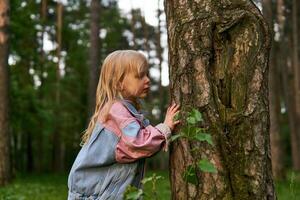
(164, 103, 180, 131)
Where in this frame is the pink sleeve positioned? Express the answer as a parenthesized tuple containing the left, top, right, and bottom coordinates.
(108, 102, 167, 163)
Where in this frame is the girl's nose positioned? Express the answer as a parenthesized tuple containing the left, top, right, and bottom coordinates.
(145, 76, 150, 84)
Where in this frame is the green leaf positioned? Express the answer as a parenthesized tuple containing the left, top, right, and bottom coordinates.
(194, 133, 214, 145)
(181, 126, 190, 135)
(187, 116, 197, 124)
(182, 165, 198, 185)
(170, 134, 183, 142)
(190, 108, 203, 122)
(124, 186, 143, 200)
(198, 159, 217, 173)
(189, 126, 202, 137)
(141, 176, 153, 184)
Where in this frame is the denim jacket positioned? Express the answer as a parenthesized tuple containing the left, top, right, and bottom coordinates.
(67, 100, 171, 200)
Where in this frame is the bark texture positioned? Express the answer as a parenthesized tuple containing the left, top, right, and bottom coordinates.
(165, 0, 275, 199)
(0, 0, 10, 186)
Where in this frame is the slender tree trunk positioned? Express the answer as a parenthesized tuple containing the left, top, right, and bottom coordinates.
(291, 0, 300, 171)
(88, 0, 101, 118)
(130, 9, 137, 50)
(52, 1, 64, 172)
(165, 0, 275, 199)
(0, 0, 11, 186)
(36, 0, 47, 173)
(156, 0, 165, 122)
(262, 0, 284, 178)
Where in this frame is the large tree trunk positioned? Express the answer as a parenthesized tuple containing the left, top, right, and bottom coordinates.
(88, 0, 101, 118)
(165, 0, 275, 199)
(262, 0, 284, 178)
(0, 0, 11, 186)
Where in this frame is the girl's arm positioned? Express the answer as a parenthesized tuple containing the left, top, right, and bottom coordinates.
(108, 102, 179, 163)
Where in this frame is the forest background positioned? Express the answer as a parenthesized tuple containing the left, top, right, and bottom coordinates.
(0, 0, 300, 199)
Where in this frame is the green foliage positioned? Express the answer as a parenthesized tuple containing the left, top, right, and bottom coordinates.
(198, 159, 217, 173)
(170, 108, 216, 185)
(194, 133, 213, 145)
(124, 173, 164, 200)
(0, 172, 299, 199)
(124, 186, 143, 200)
(182, 165, 198, 185)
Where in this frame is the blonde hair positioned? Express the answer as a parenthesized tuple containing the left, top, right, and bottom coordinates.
(82, 50, 148, 144)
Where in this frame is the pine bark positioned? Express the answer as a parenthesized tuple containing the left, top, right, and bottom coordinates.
(262, 0, 284, 178)
(88, 0, 101, 118)
(165, 0, 275, 199)
(0, 0, 11, 186)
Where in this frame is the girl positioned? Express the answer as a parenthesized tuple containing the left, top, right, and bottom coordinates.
(67, 50, 180, 200)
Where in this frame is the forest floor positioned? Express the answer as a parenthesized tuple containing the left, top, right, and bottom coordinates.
(0, 170, 299, 200)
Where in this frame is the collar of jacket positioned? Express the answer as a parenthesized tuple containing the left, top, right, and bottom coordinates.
(121, 99, 144, 121)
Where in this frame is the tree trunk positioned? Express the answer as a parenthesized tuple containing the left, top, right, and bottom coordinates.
(36, 0, 47, 173)
(130, 9, 137, 50)
(165, 0, 275, 199)
(88, 0, 101, 118)
(52, 1, 64, 172)
(156, 0, 165, 122)
(291, 0, 300, 171)
(0, 0, 11, 186)
(262, 0, 284, 178)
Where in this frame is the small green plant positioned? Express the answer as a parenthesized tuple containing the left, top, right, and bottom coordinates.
(289, 172, 296, 200)
(123, 186, 143, 200)
(124, 173, 164, 200)
(170, 108, 217, 185)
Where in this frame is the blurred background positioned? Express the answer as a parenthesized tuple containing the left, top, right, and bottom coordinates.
(1, 0, 300, 199)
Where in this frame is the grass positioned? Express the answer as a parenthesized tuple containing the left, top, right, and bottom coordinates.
(0, 171, 299, 200)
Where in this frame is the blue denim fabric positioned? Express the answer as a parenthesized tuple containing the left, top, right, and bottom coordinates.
(68, 100, 148, 200)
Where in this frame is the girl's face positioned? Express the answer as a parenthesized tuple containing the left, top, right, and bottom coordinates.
(120, 69, 150, 102)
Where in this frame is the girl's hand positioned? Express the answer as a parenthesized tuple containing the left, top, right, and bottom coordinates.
(164, 103, 180, 131)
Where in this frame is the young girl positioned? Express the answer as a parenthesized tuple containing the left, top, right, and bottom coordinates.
(67, 50, 180, 200)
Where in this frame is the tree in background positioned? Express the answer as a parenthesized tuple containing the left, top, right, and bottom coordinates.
(290, 0, 300, 171)
(262, 0, 284, 178)
(0, 0, 11, 186)
(8, 0, 161, 174)
(88, 0, 101, 118)
(165, 0, 275, 198)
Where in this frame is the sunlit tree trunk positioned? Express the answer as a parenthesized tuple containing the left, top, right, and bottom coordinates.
(88, 0, 101, 118)
(0, 0, 11, 186)
(262, 0, 284, 178)
(165, 0, 275, 199)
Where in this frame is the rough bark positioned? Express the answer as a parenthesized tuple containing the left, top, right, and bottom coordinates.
(0, 0, 11, 186)
(262, 0, 284, 178)
(88, 0, 101, 118)
(165, 0, 275, 199)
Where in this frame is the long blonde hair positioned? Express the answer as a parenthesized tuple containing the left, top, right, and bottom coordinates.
(82, 50, 148, 144)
